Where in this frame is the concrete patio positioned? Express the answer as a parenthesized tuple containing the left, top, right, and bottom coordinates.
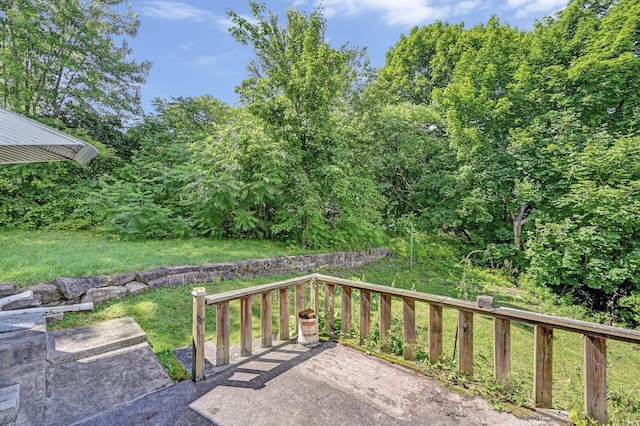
(1, 316, 561, 425)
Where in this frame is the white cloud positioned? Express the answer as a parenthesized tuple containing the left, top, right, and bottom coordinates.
(315, 0, 484, 26)
(141, 1, 252, 31)
(454, 1, 482, 15)
(194, 55, 218, 66)
(141, 1, 215, 22)
(506, 0, 567, 18)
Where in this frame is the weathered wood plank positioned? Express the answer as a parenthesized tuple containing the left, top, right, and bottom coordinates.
(191, 287, 206, 381)
(403, 297, 416, 361)
(206, 275, 314, 305)
(295, 283, 305, 336)
(429, 304, 443, 364)
(261, 291, 272, 348)
(360, 289, 371, 344)
(315, 274, 640, 345)
(311, 278, 319, 318)
(341, 286, 352, 336)
(380, 293, 391, 353)
(458, 310, 473, 376)
(278, 287, 289, 340)
(325, 283, 335, 335)
(534, 325, 553, 408)
(216, 301, 230, 366)
(494, 318, 511, 390)
(584, 335, 607, 424)
(240, 296, 252, 356)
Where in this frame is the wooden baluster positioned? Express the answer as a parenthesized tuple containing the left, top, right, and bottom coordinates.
(341, 286, 352, 336)
(584, 335, 607, 424)
(216, 301, 230, 366)
(295, 283, 305, 336)
(325, 283, 335, 335)
(191, 287, 206, 381)
(261, 291, 272, 348)
(494, 318, 512, 391)
(403, 298, 416, 361)
(458, 310, 474, 376)
(311, 278, 319, 319)
(380, 293, 391, 352)
(240, 296, 252, 356)
(279, 287, 289, 340)
(360, 289, 371, 344)
(429, 304, 443, 364)
(533, 325, 553, 408)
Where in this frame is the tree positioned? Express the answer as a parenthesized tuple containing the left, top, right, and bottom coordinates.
(88, 96, 226, 239)
(227, 2, 384, 248)
(526, 131, 640, 325)
(0, 0, 150, 120)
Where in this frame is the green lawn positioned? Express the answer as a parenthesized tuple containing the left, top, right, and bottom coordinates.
(10, 231, 640, 424)
(0, 230, 316, 286)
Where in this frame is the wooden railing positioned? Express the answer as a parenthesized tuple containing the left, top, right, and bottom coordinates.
(192, 273, 640, 424)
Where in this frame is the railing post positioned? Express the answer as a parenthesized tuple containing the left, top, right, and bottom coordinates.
(341, 286, 352, 336)
(278, 287, 289, 340)
(240, 296, 252, 356)
(494, 318, 512, 391)
(429, 304, 443, 364)
(261, 291, 272, 348)
(403, 298, 416, 361)
(360, 289, 371, 344)
(325, 283, 335, 335)
(380, 293, 391, 352)
(534, 325, 553, 408)
(584, 335, 607, 424)
(295, 283, 305, 336)
(458, 310, 474, 376)
(216, 301, 230, 366)
(191, 287, 206, 381)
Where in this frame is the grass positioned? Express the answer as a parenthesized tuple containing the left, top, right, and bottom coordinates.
(0, 230, 317, 286)
(13, 231, 640, 424)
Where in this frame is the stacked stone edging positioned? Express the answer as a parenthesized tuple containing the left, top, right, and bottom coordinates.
(0, 248, 389, 308)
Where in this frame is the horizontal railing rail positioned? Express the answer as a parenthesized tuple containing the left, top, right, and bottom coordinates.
(192, 273, 640, 424)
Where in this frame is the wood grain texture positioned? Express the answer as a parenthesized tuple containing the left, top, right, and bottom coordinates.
(341, 286, 352, 336)
(191, 287, 206, 381)
(458, 310, 473, 376)
(493, 318, 511, 390)
(584, 335, 607, 424)
(216, 301, 230, 366)
(403, 298, 416, 361)
(533, 325, 553, 408)
(260, 291, 272, 348)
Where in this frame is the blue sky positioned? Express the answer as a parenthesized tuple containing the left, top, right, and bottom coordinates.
(131, 0, 568, 113)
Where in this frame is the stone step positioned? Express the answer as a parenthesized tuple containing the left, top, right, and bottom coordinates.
(0, 384, 20, 426)
(45, 342, 172, 426)
(46, 317, 147, 365)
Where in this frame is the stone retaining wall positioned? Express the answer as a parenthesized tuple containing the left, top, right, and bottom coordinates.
(0, 248, 389, 308)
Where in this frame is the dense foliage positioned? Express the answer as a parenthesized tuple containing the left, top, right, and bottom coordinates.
(1, 0, 639, 325)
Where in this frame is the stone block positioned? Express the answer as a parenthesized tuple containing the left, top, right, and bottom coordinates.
(0, 282, 15, 298)
(1, 298, 41, 311)
(52, 276, 109, 300)
(29, 283, 64, 305)
(81, 286, 126, 304)
(124, 281, 148, 296)
(147, 275, 180, 288)
(108, 273, 137, 287)
(136, 267, 168, 284)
